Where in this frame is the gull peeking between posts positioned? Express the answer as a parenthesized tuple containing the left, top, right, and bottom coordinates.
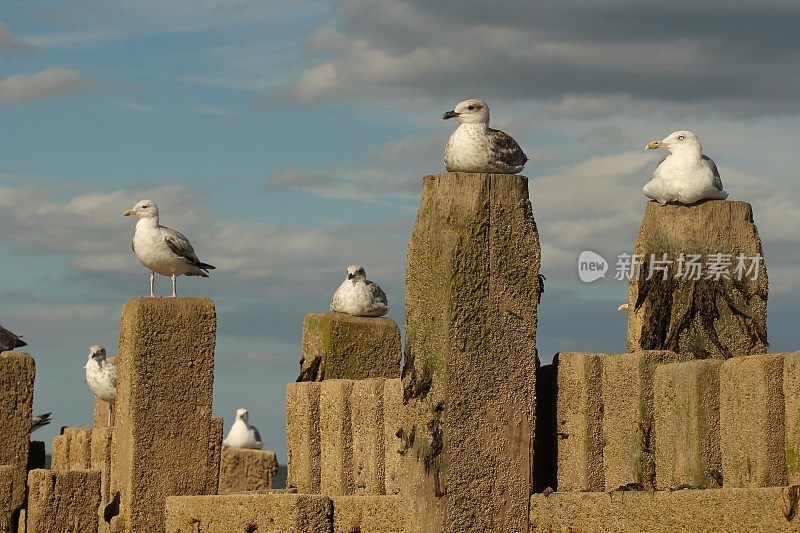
(644, 131, 728, 205)
(123, 200, 215, 297)
(223, 408, 263, 449)
(330, 265, 389, 318)
(84, 345, 117, 426)
(443, 98, 528, 174)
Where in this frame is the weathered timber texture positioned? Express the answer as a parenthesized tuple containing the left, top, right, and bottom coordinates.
(331, 495, 406, 533)
(720, 353, 787, 487)
(0, 352, 35, 513)
(110, 297, 217, 533)
(401, 173, 541, 532)
(602, 350, 690, 491)
(784, 351, 800, 484)
(299, 312, 401, 381)
(286, 382, 322, 494)
(529, 487, 800, 532)
(218, 447, 279, 494)
(626, 201, 768, 358)
(25, 469, 101, 533)
(164, 493, 332, 533)
(654, 359, 723, 489)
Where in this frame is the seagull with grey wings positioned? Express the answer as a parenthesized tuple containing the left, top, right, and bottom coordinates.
(0, 323, 26, 352)
(330, 265, 388, 318)
(644, 130, 728, 205)
(443, 98, 528, 174)
(124, 200, 215, 297)
(223, 408, 263, 449)
(31, 412, 53, 433)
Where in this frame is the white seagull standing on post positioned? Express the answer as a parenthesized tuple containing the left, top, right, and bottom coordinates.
(84, 345, 117, 426)
(330, 265, 389, 318)
(443, 98, 528, 174)
(223, 408, 263, 449)
(644, 130, 728, 205)
(123, 200, 215, 297)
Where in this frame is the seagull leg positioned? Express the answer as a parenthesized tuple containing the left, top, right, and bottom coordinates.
(171, 273, 177, 298)
(149, 272, 155, 298)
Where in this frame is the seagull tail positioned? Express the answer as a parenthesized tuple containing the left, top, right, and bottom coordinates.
(198, 262, 215, 270)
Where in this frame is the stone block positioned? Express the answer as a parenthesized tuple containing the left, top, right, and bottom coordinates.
(382, 378, 403, 496)
(319, 379, 354, 495)
(332, 495, 406, 533)
(25, 469, 101, 533)
(110, 297, 217, 533)
(554, 352, 605, 492)
(654, 359, 723, 489)
(529, 487, 800, 532)
(286, 381, 321, 493)
(720, 353, 787, 487)
(300, 312, 401, 381)
(90, 427, 113, 515)
(207, 416, 223, 495)
(401, 173, 540, 532)
(626, 200, 768, 358)
(164, 493, 332, 533)
(51, 427, 92, 471)
(0, 465, 13, 533)
(351, 379, 385, 494)
(218, 447, 279, 495)
(602, 350, 689, 491)
(0, 352, 35, 512)
(27, 441, 45, 471)
(785, 351, 800, 484)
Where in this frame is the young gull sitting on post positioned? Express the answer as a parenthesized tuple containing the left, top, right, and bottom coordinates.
(443, 98, 528, 174)
(0, 323, 27, 352)
(644, 130, 728, 205)
(84, 345, 117, 426)
(123, 199, 215, 297)
(330, 265, 389, 318)
(223, 408, 263, 449)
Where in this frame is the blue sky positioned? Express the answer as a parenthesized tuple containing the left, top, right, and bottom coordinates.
(1, 0, 799, 460)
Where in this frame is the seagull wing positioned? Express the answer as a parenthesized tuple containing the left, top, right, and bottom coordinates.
(250, 426, 262, 444)
(488, 128, 528, 170)
(162, 227, 215, 273)
(366, 280, 388, 306)
(701, 155, 725, 191)
(31, 412, 53, 432)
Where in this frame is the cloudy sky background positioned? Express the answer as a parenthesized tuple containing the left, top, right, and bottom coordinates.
(1, 0, 798, 459)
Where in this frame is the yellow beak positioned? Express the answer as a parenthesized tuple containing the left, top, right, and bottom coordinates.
(645, 140, 667, 150)
(123, 209, 134, 216)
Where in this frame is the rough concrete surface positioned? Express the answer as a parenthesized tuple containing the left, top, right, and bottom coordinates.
(51, 427, 93, 471)
(207, 416, 224, 495)
(401, 173, 541, 532)
(785, 351, 800, 484)
(626, 201, 768, 358)
(110, 297, 217, 533)
(530, 487, 800, 532)
(0, 352, 35, 513)
(299, 312, 401, 381)
(351, 379, 385, 495)
(90, 426, 113, 529)
(720, 353, 787, 487)
(218, 447, 279, 495)
(164, 493, 332, 533)
(554, 352, 605, 492)
(382, 378, 403, 496)
(602, 350, 689, 491)
(0, 465, 13, 533)
(332, 495, 406, 533)
(319, 379, 355, 495)
(654, 359, 723, 489)
(286, 382, 321, 494)
(25, 469, 101, 533)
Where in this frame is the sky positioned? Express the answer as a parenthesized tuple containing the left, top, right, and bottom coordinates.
(1, 0, 799, 462)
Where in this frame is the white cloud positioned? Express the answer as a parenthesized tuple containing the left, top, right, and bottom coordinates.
(0, 68, 98, 104)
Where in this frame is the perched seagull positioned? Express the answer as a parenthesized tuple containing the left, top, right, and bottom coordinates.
(618, 303, 629, 312)
(222, 408, 263, 449)
(330, 265, 389, 318)
(31, 412, 53, 433)
(84, 345, 117, 426)
(443, 98, 528, 174)
(0, 323, 27, 352)
(644, 131, 728, 205)
(123, 200, 215, 297)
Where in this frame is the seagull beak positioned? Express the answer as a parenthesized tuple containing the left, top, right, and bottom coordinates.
(442, 110, 459, 120)
(645, 140, 667, 150)
(123, 209, 134, 216)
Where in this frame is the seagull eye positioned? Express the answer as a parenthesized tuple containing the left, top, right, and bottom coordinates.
(677, 135, 685, 141)
(467, 105, 474, 110)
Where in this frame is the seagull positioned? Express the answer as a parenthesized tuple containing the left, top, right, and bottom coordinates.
(443, 98, 527, 174)
(222, 408, 263, 449)
(31, 412, 52, 432)
(123, 200, 215, 298)
(330, 265, 389, 317)
(644, 131, 728, 205)
(84, 345, 117, 426)
(0, 323, 27, 352)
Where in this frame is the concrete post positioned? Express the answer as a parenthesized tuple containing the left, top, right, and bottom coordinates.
(0, 352, 35, 515)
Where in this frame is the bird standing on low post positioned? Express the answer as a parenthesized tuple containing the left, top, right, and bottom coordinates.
(123, 199, 215, 297)
(443, 98, 528, 174)
(84, 345, 117, 426)
(644, 130, 729, 205)
(222, 408, 263, 449)
(330, 265, 389, 317)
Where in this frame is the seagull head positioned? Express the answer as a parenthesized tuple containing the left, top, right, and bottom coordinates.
(443, 99, 490, 125)
(235, 408, 249, 423)
(645, 130, 702, 155)
(346, 265, 367, 282)
(88, 345, 107, 362)
(123, 199, 159, 219)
